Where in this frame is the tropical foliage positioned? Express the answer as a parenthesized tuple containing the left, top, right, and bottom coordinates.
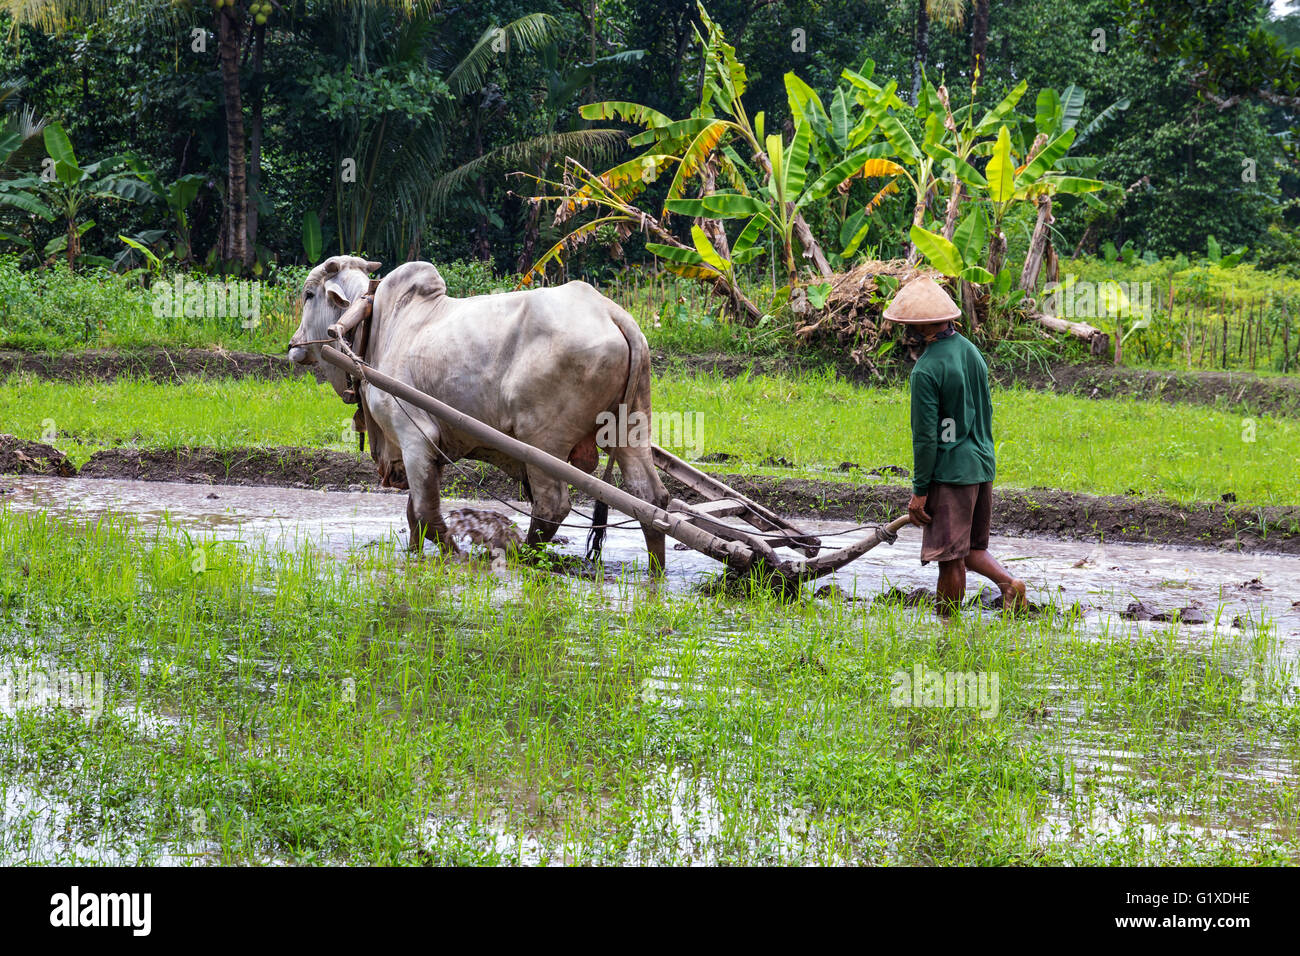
(0, 0, 1289, 288)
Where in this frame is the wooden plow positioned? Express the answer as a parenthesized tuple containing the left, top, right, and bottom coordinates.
(319, 344, 911, 593)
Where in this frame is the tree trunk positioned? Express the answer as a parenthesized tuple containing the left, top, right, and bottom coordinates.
(911, 0, 929, 107)
(941, 181, 963, 240)
(904, 192, 928, 265)
(218, 9, 248, 270)
(960, 279, 978, 329)
(471, 116, 491, 261)
(752, 150, 832, 278)
(792, 215, 832, 276)
(1018, 195, 1053, 292)
(1072, 221, 1098, 259)
(246, 23, 266, 261)
(986, 229, 1007, 277)
(66, 217, 78, 269)
(516, 155, 551, 274)
(970, 0, 990, 86)
(1033, 311, 1110, 356)
(696, 157, 731, 262)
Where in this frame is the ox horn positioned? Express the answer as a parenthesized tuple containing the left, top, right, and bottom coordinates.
(364, 260, 382, 273)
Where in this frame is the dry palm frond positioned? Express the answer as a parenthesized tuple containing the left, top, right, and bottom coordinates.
(793, 259, 944, 363)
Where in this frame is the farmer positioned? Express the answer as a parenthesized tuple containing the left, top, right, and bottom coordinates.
(882, 276, 1027, 615)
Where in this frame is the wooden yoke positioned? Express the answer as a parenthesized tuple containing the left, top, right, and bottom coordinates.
(327, 281, 381, 406)
(327, 292, 373, 345)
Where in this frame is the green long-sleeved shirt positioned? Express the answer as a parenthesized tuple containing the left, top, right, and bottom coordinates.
(908, 332, 996, 495)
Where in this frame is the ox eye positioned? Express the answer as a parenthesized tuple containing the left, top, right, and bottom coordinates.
(304, 291, 315, 301)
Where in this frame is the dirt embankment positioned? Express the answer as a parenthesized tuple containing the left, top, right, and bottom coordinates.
(0, 435, 76, 478)
(653, 351, 1300, 417)
(3, 435, 1296, 554)
(992, 363, 1300, 417)
(0, 348, 292, 383)
(5, 347, 1299, 417)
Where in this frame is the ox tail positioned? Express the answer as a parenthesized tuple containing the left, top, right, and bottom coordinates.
(586, 304, 650, 564)
(585, 455, 615, 564)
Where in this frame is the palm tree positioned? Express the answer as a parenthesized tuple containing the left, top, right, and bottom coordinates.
(909, 0, 985, 103)
(317, 11, 622, 262)
(424, 45, 639, 270)
(0, 0, 437, 271)
(0, 80, 53, 257)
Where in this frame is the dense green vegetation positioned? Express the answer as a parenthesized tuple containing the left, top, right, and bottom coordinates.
(4, 251, 1300, 375)
(1, 0, 1298, 874)
(1, 510, 1295, 864)
(0, 0, 1293, 284)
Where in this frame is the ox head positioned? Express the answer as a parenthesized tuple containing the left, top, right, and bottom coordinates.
(288, 255, 382, 393)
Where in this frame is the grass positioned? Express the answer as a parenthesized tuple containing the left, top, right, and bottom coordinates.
(653, 371, 1300, 505)
(1, 375, 353, 466)
(5, 370, 1300, 507)
(7, 253, 1299, 374)
(0, 257, 502, 355)
(0, 508, 1295, 865)
(1043, 259, 1300, 374)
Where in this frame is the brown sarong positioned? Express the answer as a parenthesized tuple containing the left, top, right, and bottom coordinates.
(920, 481, 992, 564)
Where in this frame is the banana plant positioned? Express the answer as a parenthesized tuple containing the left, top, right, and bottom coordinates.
(659, 121, 897, 285)
(121, 158, 205, 263)
(519, 156, 766, 320)
(536, 4, 907, 311)
(783, 65, 906, 252)
(1013, 85, 1128, 289)
(576, 3, 853, 281)
(41, 123, 155, 269)
(992, 119, 1106, 284)
(909, 206, 996, 284)
(844, 70, 1005, 264)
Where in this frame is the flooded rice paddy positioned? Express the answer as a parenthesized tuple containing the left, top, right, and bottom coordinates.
(6, 475, 1298, 650)
(1, 475, 1297, 865)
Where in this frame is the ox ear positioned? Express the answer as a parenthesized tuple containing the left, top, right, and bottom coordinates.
(364, 260, 382, 273)
(324, 278, 352, 309)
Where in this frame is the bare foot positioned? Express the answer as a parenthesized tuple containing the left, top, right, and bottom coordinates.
(1000, 578, 1028, 611)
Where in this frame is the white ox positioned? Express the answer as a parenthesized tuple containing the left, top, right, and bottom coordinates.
(287, 256, 669, 569)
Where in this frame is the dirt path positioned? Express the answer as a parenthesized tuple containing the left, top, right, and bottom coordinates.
(3, 435, 1297, 553)
(5, 347, 1298, 417)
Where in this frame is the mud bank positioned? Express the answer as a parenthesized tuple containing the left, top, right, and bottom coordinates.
(0, 347, 291, 383)
(0, 434, 75, 477)
(3, 435, 1296, 553)
(653, 351, 1300, 417)
(5, 347, 1298, 417)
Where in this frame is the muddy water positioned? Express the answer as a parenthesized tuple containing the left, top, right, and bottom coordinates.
(4, 475, 1299, 653)
(3, 474, 1299, 863)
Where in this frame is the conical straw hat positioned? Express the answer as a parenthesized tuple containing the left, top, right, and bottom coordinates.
(882, 276, 961, 324)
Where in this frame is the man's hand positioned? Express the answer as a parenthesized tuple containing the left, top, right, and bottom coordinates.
(908, 493, 931, 525)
